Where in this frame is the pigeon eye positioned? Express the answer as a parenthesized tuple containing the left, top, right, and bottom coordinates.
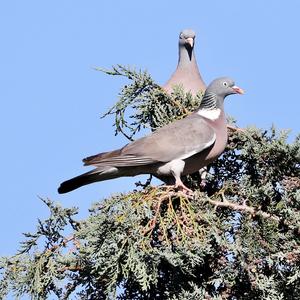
(223, 82, 228, 87)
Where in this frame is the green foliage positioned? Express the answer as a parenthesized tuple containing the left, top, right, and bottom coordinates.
(98, 65, 203, 140)
(0, 199, 80, 300)
(1, 66, 299, 299)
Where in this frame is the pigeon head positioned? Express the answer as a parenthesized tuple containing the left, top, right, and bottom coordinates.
(179, 29, 196, 60)
(200, 77, 244, 110)
(206, 77, 244, 98)
(179, 29, 196, 49)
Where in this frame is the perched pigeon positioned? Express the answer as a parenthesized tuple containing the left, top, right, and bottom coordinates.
(163, 29, 206, 96)
(58, 78, 244, 194)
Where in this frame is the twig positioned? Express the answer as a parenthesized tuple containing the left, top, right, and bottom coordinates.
(59, 265, 82, 272)
(46, 236, 80, 255)
(206, 193, 280, 222)
(142, 194, 168, 235)
(169, 98, 190, 115)
(227, 124, 245, 132)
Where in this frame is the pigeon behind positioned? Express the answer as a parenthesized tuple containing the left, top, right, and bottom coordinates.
(163, 29, 206, 96)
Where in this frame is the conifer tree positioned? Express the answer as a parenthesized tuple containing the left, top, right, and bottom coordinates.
(1, 66, 299, 299)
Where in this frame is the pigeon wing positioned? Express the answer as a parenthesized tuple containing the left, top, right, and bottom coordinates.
(123, 113, 216, 162)
(84, 113, 215, 168)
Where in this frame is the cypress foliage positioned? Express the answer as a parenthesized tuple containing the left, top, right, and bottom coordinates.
(1, 66, 299, 299)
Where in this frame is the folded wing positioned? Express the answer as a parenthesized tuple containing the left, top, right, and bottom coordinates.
(83, 113, 216, 167)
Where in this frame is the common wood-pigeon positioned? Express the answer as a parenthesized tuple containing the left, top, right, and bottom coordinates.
(58, 77, 244, 194)
(163, 29, 206, 96)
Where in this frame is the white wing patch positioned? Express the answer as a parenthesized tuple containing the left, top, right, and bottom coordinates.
(178, 132, 216, 160)
(96, 155, 156, 167)
(197, 109, 221, 120)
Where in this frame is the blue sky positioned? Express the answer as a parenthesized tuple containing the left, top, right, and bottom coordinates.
(1, 0, 299, 290)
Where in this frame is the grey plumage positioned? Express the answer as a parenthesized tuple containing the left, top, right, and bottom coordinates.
(58, 77, 244, 194)
(163, 29, 206, 96)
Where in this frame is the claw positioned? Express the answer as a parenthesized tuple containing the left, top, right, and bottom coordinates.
(174, 181, 194, 195)
(160, 183, 193, 195)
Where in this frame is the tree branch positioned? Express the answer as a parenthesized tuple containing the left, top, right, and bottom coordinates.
(205, 193, 280, 222)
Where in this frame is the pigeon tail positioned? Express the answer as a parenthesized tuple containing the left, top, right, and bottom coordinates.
(58, 167, 118, 194)
(58, 172, 97, 194)
(83, 148, 123, 166)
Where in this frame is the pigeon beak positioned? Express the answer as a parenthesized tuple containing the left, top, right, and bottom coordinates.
(186, 37, 194, 48)
(232, 85, 245, 94)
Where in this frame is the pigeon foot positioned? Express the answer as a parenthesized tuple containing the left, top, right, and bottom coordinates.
(160, 183, 193, 195)
(174, 181, 194, 195)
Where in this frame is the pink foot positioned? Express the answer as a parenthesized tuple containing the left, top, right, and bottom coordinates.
(174, 182, 194, 195)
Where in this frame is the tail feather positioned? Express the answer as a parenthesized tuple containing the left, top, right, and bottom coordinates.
(58, 172, 97, 194)
(83, 148, 123, 166)
(58, 167, 118, 194)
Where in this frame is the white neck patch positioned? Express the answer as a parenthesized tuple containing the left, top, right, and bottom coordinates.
(197, 108, 221, 120)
